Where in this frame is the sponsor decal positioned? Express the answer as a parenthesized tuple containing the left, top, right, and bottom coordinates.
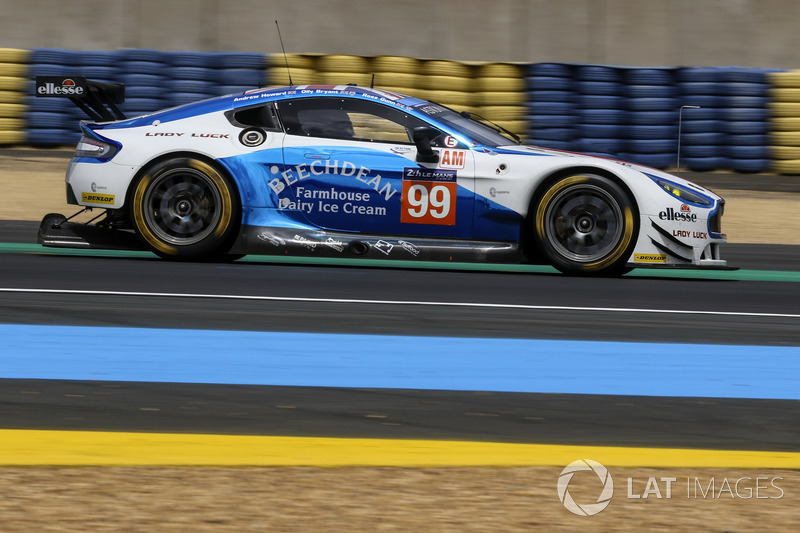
(35, 76, 86, 97)
(489, 187, 510, 198)
(438, 149, 466, 169)
(390, 146, 414, 155)
(374, 240, 394, 255)
(634, 254, 667, 263)
(324, 237, 345, 252)
(144, 132, 229, 138)
(90, 182, 108, 193)
(673, 230, 708, 239)
(443, 135, 459, 148)
(658, 206, 697, 222)
(256, 232, 285, 247)
(81, 192, 115, 205)
(398, 240, 420, 256)
(292, 234, 316, 250)
(401, 167, 457, 226)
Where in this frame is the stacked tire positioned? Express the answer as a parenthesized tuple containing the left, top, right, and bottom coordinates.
(0, 48, 28, 145)
(576, 65, 625, 160)
(422, 59, 475, 113)
(473, 62, 526, 136)
(677, 67, 726, 171)
(165, 52, 219, 107)
(621, 67, 678, 169)
(372, 55, 424, 99)
(26, 48, 83, 146)
(214, 52, 265, 96)
(317, 54, 373, 88)
(524, 63, 577, 151)
(720, 67, 772, 173)
(120, 49, 170, 117)
(767, 70, 800, 175)
(266, 53, 319, 86)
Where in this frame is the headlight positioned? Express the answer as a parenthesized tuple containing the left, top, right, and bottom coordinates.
(75, 135, 118, 160)
(652, 177, 713, 207)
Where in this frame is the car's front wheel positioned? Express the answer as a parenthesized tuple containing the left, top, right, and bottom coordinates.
(534, 173, 638, 276)
(130, 157, 241, 260)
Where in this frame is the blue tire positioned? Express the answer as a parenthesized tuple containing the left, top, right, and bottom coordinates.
(625, 139, 675, 153)
(527, 90, 575, 103)
(723, 121, 768, 134)
(625, 85, 676, 98)
(577, 137, 622, 154)
(729, 158, 770, 173)
(579, 123, 622, 138)
(122, 49, 167, 63)
(527, 127, 575, 141)
(724, 82, 768, 97)
(168, 52, 216, 67)
(577, 81, 621, 96)
(214, 53, 266, 69)
(124, 61, 166, 75)
(682, 144, 720, 158)
(624, 68, 675, 85)
(579, 95, 624, 109)
(683, 157, 725, 171)
(625, 124, 675, 139)
(579, 108, 624, 124)
(626, 111, 677, 125)
(680, 120, 721, 133)
(680, 132, 726, 145)
(526, 114, 577, 128)
(27, 112, 67, 129)
(171, 67, 217, 82)
(577, 65, 621, 82)
(678, 68, 721, 83)
(217, 68, 264, 87)
(526, 63, 573, 77)
(722, 107, 769, 122)
(627, 97, 678, 111)
(526, 76, 572, 91)
(527, 101, 575, 115)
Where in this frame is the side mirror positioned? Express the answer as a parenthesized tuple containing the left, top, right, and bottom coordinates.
(413, 126, 440, 164)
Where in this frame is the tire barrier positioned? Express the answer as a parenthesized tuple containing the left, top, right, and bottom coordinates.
(769, 70, 800, 174)
(1, 47, 796, 176)
(0, 48, 29, 145)
(21, 49, 266, 146)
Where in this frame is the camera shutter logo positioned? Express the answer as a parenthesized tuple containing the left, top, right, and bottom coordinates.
(557, 459, 614, 516)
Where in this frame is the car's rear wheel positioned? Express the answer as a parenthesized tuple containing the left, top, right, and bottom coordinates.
(534, 173, 638, 276)
(130, 157, 241, 260)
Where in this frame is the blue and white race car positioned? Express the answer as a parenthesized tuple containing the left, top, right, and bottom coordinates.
(37, 77, 729, 276)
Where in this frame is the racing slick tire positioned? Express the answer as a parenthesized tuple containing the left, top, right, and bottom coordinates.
(534, 173, 638, 276)
(130, 157, 241, 261)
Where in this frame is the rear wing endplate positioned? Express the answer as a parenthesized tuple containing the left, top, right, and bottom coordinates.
(35, 76, 127, 122)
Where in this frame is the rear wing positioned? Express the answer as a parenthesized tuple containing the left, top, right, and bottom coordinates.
(35, 76, 127, 122)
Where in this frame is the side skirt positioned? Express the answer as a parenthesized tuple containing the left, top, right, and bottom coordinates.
(231, 225, 523, 263)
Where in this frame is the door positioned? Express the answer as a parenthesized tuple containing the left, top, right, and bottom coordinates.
(274, 96, 475, 239)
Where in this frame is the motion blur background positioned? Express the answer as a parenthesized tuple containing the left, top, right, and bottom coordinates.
(1, 0, 800, 67)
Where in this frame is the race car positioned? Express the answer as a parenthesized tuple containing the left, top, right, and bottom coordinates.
(36, 76, 730, 276)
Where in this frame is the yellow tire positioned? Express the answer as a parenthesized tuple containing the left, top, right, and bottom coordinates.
(372, 55, 420, 73)
(772, 159, 800, 174)
(476, 105, 527, 122)
(0, 76, 26, 91)
(0, 90, 24, 104)
(373, 72, 420, 88)
(0, 103, 25, 118)
(475, 91, 526, 106)
(770, 87, 800, 103)
(421, 75, 473, 92)
(318, 71, 373, 86)
(425, 90, 476, 107)
(0, 130, 25, 145)
(268, 53, 318, 70)
(768, 102, 800, 117)
(0, 48, 30, 63)
(0, 63, 27, 77)
(534, 174, 637, 276)
(769, 71, 800, 88)
(475, 76, 525, 92)
(422, 60, 472, 78)
(770, 145, 800, 159)
(267, 67, 319, 86)
(477, 62, 523, 78)
(770, 117, 800, 131)
(131, 157, 241, 260)
(318, 55, 371, 74)
(770, 131, 800, 146)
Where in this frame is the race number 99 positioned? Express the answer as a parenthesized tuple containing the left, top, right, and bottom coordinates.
(401, 181, 456, 225)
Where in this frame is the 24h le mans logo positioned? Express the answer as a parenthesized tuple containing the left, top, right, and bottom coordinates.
(557, 459, 614, 516)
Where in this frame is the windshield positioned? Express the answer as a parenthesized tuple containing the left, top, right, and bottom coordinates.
(413, 103, 518, 148)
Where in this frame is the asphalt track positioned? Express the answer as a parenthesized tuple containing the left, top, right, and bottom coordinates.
(1, 220, 799, 466)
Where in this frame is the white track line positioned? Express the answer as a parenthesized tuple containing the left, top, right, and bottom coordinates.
(1, 287, 799, 319)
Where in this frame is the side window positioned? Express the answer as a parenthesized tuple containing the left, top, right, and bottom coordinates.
(226, 104, 281, 131)
(278, 97, 432, 144)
